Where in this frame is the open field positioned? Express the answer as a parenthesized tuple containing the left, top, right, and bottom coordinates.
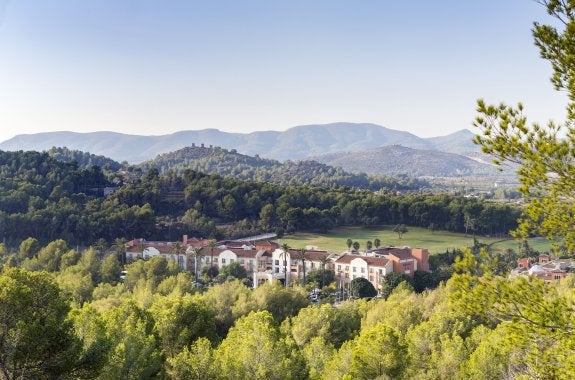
(277, 225, 554, 255)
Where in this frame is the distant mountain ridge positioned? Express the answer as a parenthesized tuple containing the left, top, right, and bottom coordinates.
(0, 123, 480, 164)
(312, 145, 503, 177)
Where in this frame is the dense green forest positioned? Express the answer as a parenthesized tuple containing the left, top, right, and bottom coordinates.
(0, 237, 572, 379)
(137, 145, 428, 190)
(0, 150, 519, 246)
(47, 146, 123, 172)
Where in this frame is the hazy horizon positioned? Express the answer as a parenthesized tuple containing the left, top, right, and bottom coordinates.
(0, 121, 476, 143)
(0, 0, 568, 144)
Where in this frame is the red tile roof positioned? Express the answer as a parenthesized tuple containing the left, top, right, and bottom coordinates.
(377, 248, 415, 260)
(288, 249, 331, 262)
(334, 254, 389, 267)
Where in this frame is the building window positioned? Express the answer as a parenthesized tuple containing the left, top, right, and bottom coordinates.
(214, 258, 218, 263)
(369, 276, 373, 281)
(352, 267, 356, 272)
(352, 275, 356, 279)
(230, 259, 234, 263)
(379, 269, 383, 274)
(275, 260, 279, 265)
(345, 273, 349, 278)
(311, 262, 315, 269)
(205, 257, 210, 262)
(240, 259, 244, 264)
(337, 264, 341, 270)
(361, 267, 365, 273)
(222, 259, 226, 264)
(369, 268, 373, 273)
(345, 266, 349, 271)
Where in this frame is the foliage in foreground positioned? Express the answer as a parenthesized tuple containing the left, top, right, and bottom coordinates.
(2, 240, 575, 379)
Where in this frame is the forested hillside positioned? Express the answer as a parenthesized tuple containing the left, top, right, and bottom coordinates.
(138, 145, 428, 190)
(0, 150, 518, 246)
(47, 146, 122, 171)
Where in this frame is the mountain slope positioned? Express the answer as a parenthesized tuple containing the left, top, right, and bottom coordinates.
(426, 129, 478, 155)
(312, 145, 503, 177)
(0, 123, 472, 163)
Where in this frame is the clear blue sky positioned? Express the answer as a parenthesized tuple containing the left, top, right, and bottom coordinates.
(0, 0, 567, 143)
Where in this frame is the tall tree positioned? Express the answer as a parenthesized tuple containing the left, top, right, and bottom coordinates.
(296, 248, 309, 284)
(101, 301, 162, 379)
(111, 237, 128, 265)
(190, 248, 204, 282)
(350, 277, 377, 299)
(208, 240, 217, 280)
(166, 338, 216, 380)
(393, 224, 408, 240)
(346, 238, 353, 251)
(149, 294, 217, 358)
(18, 237, 39, 262)
(318, 255, 331, 288)
(216, 311, 305, 380)
(474, 0, 575, 251)
(373, 238, 381, 249)
(281, 243, 290, 287)
(349, 323, 407, 379)
(0, 268, 84, 379)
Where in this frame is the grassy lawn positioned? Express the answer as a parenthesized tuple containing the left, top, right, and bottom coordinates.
(488, 237, 555, 254)
(277, 225, 554, 255)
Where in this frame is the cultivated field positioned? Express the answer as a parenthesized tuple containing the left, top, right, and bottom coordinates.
(277, 225, 554, 255)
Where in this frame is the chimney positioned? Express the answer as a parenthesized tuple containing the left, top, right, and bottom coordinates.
(183, 235, 188, 244)
(411, 248, 430, 272)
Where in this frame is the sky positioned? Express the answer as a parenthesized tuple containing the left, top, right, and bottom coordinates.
(0, 0, 568, 143)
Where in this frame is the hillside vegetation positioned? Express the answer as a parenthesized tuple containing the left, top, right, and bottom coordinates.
(0, 149, 519, 246)
(46, 146, 122, 171)
(138, 145, 428, 190)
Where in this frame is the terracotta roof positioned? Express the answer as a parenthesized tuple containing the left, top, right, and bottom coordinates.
(185, 238, 213, 249)
(334, 253, 389, 267)
(256, 241, 279, 249)
(197, 247, 270, 259)
(228, 248, 260, 259)
(126, 241, 181, 254)
(378, 248, 415, 260)
(285, 249, 332, 262)
(198, 247, 227, 256)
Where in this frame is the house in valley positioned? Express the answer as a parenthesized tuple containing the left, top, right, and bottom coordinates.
(512, 254, 573, 283)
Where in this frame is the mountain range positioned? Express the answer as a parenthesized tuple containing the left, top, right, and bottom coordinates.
(0, 122, 510, 178)
(0, 123, 479, 163)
